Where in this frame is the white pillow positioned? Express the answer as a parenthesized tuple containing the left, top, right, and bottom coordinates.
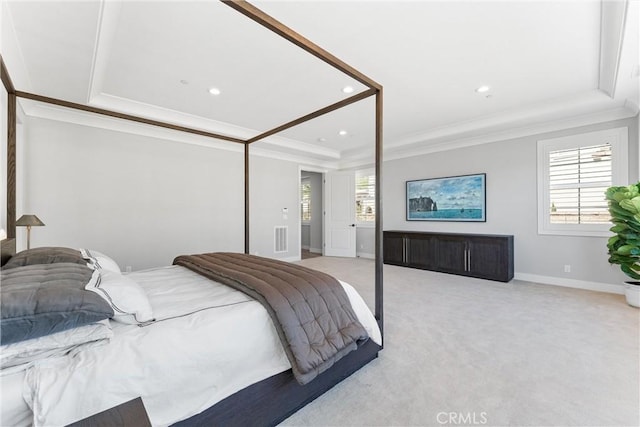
(85, 269, 155, 325)
(0, 320, 112, 371)
(80, 249, 121, 273)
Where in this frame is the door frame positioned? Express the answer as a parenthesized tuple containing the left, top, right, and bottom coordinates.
(298, 166, 327, 261)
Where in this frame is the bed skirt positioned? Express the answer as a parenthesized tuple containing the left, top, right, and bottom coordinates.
(173, 339, 381, 427)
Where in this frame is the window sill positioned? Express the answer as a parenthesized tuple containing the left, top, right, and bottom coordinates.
(538, 228, 611, 238)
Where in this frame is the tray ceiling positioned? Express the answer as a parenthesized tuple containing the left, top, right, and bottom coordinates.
(2, 0, 638, 167)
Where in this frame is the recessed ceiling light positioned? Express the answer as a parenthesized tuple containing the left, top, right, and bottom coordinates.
(339, 130, 348, 136)
(475, 85, 490, 93)
(342, 86, 354, 94)
(208, 87, 221, 96)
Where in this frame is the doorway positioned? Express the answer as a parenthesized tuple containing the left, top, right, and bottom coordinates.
(300, 170, 323, 260)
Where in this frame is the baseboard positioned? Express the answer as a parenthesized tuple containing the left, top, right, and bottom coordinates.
(514, 273, 624, 295)
(309, 247, 322, 254)
(280, 255, 301, 262)
(356, 252, 375, 259)
(301, 245, 310, 250)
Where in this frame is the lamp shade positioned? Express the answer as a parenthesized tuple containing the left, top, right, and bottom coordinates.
(16, 215, 45, 227)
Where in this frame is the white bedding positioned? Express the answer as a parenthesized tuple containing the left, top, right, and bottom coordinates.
(6, 265, 380, 426)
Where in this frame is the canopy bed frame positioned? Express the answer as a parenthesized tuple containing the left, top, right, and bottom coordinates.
(0, 1, 383, 425)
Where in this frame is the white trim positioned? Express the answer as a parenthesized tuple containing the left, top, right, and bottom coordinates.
(598, 0, 628, 98)
(17, 100, 340, 168)
(515, 272, 624, 295)
(2, 1, 34, 92)
(536, 126, 628, 237)
(279, 255, 301, 263)
(384, 105, 636, 163)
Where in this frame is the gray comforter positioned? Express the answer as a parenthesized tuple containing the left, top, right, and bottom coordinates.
(0, 263, 114, 344)
(173, 252, 368, 385)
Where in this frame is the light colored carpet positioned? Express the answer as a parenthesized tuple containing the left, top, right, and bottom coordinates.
(281, 256, 640, 427)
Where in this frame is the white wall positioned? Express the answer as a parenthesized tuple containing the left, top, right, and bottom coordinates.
(382, 116, 639, 290)
(250, 154, 301, 260)
(23, 117, 246, 270)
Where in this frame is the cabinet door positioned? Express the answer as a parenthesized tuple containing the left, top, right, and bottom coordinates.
(383, 233, 405, 265)
(467, 237, 509, 281)
(407, 235, 436, 269)
(435, 235, 467, 274)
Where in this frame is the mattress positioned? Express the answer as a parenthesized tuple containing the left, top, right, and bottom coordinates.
(3, 265, 381, 426)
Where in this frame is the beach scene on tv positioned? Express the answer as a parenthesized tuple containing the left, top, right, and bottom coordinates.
(407, 174, 485, 221)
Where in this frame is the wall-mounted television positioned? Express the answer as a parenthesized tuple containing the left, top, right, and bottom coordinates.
(406, 173, 486, 222)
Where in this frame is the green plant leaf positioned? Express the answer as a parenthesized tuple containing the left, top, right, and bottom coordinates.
(620, 199, 639, 214)
(621, 264, 640, 280)
(606, 183, 640, 278)
(617, 245, 635, 255)
(610, 224, 628, 233)
(631, 197, 640, 211)
(609, 204, 635, 219)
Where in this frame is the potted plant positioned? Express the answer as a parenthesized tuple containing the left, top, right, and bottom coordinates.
(605, 182, 640, 307)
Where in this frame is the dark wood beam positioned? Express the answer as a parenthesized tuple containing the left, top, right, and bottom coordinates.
(15, 91, 247, 144)
(221, 1, 381, 91)
(1, 55, 16, 94)
(246, 89, 375, 144)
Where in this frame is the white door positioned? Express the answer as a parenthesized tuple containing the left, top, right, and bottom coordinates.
(324, 171, 356, 257)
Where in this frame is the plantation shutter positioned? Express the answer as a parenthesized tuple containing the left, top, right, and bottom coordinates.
(301, 179, 311, 221)
(355, 172, 375, 222)
(548, 143, 612, 224)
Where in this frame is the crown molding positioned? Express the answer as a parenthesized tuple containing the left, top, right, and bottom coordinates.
(384, 105, 637, 163)
(20, 100, 243, 153)
(87, 0, 121, 104)
(598, 0, 628, 98)
(1, 1, 33, 92)
(18, 99, 340, 169)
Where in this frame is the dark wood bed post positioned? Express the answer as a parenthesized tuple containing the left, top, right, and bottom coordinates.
(1, 55, 16, 239)
(375, 89, 383, 338)
(222, 3, 384, 342)
(244, 143, 249, 254)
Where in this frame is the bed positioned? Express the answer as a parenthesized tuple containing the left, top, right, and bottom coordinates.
(1, 247, 382, 426)
(0, 0, 384, 425)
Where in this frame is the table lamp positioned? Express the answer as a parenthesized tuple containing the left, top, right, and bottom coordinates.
(16, 214, 45, 249)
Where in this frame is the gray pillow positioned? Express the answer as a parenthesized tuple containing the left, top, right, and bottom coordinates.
(2, 247, 89, 270)
(0, 263, 114, 345)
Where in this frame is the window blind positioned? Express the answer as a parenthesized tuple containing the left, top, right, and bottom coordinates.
(301, 179, 311, 221)
(356, 173, 375, 222)
(548, 143, 611, 224)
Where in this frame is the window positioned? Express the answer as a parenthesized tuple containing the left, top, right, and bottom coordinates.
(356, 170, 376, 223)
(301, 178, 311, 222)
(537, 127, 628, 236)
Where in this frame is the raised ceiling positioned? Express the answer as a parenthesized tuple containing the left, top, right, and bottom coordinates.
(2, 0, 638, 168)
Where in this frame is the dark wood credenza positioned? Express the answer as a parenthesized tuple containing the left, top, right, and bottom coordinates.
(384, 231, 514, 282)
